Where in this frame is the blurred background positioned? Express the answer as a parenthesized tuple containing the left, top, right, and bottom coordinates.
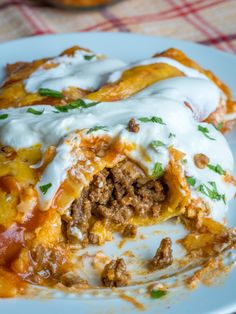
(0, 0, 235, 53)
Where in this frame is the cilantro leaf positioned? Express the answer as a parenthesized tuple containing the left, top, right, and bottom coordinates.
(87, 125, 108, 134)
(38, 88, 63, 98)
(39, 183, 52, 195)
(151, 140, 165, 149)
(152, 162, 164, 178)
(182, 159, 188, 165)
(207, 163, 226, 175)
(139, 116, 166, 125)
(197, 181, 225, 203)
(0, 114, 8, 120)
(186, 177, 196, 187)
(222, 194, 226, 204)
(27, 107, 44, 115)
(198, 125, 215, 141)
(55, 99, 99, 112)
(84, 55, 95, 61)
(168, 132, 176, 138)
(151, 290, 167, 299)
(214, 122, 223, 131)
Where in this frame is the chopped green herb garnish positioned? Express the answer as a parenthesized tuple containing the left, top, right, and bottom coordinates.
(152, 162, 164, 178)
(139, 116, 166, 125)
(168, 132, 176, 138)
(198, 125, 215, 141)
(197, 181, 225, 202)
(209, 181, 217, 189)
(87, 125, 108, 134)
(222, 194, 226, 205)
(186, 177, 196, 187)
(84, 55, 95, 61)
(55, 104, 74, 112)
(151, 140, 165, 149)
(151, 290, 167, 299)
(27, 107, 44, 115)
(38, 88, 63, 98)
(70, 99, 99, 108)
(182, 158, 188, 165)
(214, 122, 223, 131)
(207, 163, 226, 175)
(39, 183, 52, 195)
(0, 114, 8, 120)
(55, 99, 99, 112)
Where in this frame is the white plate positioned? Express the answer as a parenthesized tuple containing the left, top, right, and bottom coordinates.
(0, 32, 236, 314)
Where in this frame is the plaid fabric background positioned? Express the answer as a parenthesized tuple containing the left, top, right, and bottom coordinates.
(0, 0, 235, 54)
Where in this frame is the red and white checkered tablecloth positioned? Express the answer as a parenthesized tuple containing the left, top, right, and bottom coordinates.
(0, 0, 235, 53)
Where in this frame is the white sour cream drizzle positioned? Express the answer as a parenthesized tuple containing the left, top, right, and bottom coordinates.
(108, 56, 213, 82)
(133, 77, 222, 121)
(25, 50, 127, 93)
(0, 96, 235, 221)
(24, 51, 224, 110)
(24, 51, 224, 123)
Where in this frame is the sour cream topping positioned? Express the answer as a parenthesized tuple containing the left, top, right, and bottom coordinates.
(24, 51, 224, 123)
(25, 50, 126, 93)
(0, 96, 234, 221)
(24, 50, 225, 120)
(133, 77, 222, 121)
(108, 56, 213, 82)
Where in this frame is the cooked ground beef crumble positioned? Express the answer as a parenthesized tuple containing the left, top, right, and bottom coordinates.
(62, 159, 168, 245)
(59, 271, 88, 288)
(123, 224, 137, 238)
(127, 118, 140, 133)
(101, 258, 130, 287)
(149, 237, 173, 271)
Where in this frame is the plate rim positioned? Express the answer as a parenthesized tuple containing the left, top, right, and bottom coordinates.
(0, 31, 236, 59)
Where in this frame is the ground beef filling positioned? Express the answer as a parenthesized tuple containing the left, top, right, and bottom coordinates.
(149, 237, 173, 271)
(62, 159, 168, 245)
(101, 258, 130, 287)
